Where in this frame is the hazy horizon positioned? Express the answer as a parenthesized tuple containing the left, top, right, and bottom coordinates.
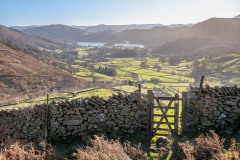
(1, 0, 239, 26)
(10, 23, 195, 27)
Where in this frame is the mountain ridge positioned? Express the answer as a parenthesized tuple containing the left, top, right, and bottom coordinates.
(13, 23, 193, 32)
(21, 18, 240, 56)
(22, 24, 89, 41)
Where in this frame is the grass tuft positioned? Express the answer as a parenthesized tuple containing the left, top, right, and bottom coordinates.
(179, 130, 240, 160)
(76, 135, 144, 160)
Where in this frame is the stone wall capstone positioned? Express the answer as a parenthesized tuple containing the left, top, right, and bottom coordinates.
(0, 92, 147, 143)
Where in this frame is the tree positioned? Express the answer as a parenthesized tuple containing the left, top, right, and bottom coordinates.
(191, 60, 207, 81)
(95, 66, 116, 76)
(140, 61, 148, 68)
(168, 56, 182, 66)
(159, 57, 167, 63)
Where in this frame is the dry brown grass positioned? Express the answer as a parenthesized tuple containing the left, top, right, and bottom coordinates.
(0, 141, 56, 160)
(76, 135, 144, 160)
(226, 139, 240, 160)
(123, 141, 144, 160)
(179, 130, 240, 160)
(0, 142, 45, 160)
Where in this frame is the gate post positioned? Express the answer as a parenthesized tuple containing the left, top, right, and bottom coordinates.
(147, 90, 154, 140)
(181, 91, 188, 134)
(174, 94, 179, 136)
(45, 94, 49, 141)
(138, 83, 142, 104)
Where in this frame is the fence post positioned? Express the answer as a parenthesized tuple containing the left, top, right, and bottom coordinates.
(138, 83, 142, 104)
(174, 93, 179, 136)
(198, 76, 205, 98)
(147, 90, 154, 140)
(44, 94, 49, 141)
(181, 91, 188, 134)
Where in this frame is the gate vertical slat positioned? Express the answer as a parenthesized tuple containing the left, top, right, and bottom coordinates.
(174, 94, 179, 136)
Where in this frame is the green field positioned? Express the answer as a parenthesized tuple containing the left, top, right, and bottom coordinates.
(75, 53, 240, 86)
(75, 47, 89, 57)
(3, 52, 239, 113)
(0, 88, 115, 111)
(73, 57, 194, 84)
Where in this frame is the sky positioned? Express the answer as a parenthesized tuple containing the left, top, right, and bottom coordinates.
(0, 0, 239, 26)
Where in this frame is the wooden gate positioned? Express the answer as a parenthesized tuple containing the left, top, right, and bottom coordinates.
(147, 90, 180, 139)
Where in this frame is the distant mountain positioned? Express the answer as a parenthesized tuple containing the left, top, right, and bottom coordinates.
(151, 18, 240, 56)
(81, 24, 164, 32)
(72, 24, 194, 33)
(11, 25, 41, 30)
(16, 23, 193, 33)
(22, 24, 166, 41)
(22, 24, 90, 41)
(168, 24, 194, 28)
(22, 24, 192, 44)
(71, 25, 91, 30)
(190, 18, 240, 42)
(22, 18, 240, 44)
(117, 26, 189, 45)
(234, 14, 240, 19)
(21, 18, 240, 56)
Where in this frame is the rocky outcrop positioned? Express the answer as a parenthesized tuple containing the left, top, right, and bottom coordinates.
(0, 92, 147, 143)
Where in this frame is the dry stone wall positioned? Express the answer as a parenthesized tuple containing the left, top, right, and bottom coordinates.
(0, 92, 147, 143)
(186, 86, 240, 134)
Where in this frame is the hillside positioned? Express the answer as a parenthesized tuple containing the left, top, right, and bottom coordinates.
(0, 43, 82, 104)
(0, 25, 77, 52)
(152, 36, 240, 57)
(0, 25, 87, 106)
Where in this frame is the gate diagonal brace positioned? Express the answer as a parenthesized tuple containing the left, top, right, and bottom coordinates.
(153, 99, 173, 136)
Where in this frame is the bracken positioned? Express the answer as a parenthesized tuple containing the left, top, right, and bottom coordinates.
(179, 130, 239, 160)
(76, 135, 144, 160)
